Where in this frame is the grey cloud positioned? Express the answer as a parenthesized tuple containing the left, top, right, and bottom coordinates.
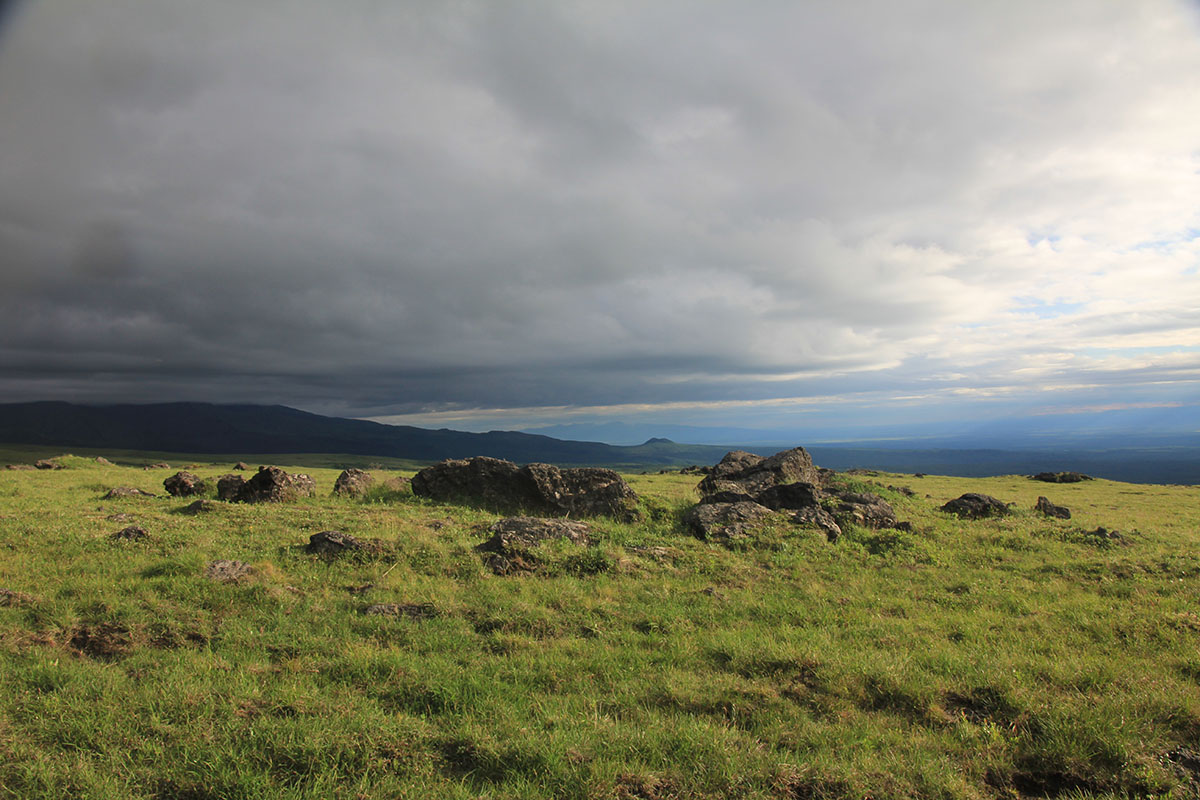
(0, 0, 1197, 421)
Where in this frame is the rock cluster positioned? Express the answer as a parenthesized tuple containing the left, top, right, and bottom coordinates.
(411, 457, 639, 521)
(685, 448, 904, 543)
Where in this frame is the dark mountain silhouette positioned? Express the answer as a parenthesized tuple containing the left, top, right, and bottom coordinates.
(0, 402, 729, 466)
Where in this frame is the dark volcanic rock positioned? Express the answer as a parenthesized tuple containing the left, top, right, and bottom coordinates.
(756, 481, 823, 511)
(832, 491, 899, 529)
(34, 459, 63, 470)
(307, 530, 367, 556)
(103, 486, 157, 499)
(1032, 471, 1092, 483)
(1035, 496, 1071, 519)
(179, 499, 220, 515)
(110, 525, 149, 541)
(233, 466, 316, 503)
(412, 457, 639, 521)
(333, 468, 374, 497)
(163, 471, 208, 497)
(697, 448, 820, 501)
(791, 506, 842, 541)
(941, 493, 1011, 519)
(216, 474, 246, 501)
(683, 501, 775, 542)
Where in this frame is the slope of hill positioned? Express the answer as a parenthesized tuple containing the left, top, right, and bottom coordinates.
(0, 401, 729, 467)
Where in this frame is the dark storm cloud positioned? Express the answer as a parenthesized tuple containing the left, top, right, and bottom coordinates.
(0, 0, 1197, 424)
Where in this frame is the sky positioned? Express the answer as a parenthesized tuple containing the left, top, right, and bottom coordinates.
(1, 0, 1198, 441)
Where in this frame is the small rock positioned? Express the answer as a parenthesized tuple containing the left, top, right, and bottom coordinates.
(204, 560, 253, 583)
(145, 462, 171, 470)
(34, 459, 62, 470)
(1035, 496, 1071, 519)
(307, 530, 364, 555)
(333, 468, 374, 497)
(5, 464, 36, 471)
(95, 456, 114, 465)
(941, 493, 1011, 519)
(103, 487, 157, 499)
(164, 471, 208, 497)
(106, 512, 136, 522)
(180, 499, 220, 514)
(110, 525, 149, 541)
(233, 461, 250, 471)
(475, 517, 594, 574)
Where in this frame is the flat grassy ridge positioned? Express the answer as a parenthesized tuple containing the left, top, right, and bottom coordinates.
(1, 455, 1198, 799)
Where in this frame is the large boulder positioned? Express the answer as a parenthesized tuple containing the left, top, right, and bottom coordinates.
(216, 474, 246, 501)
(333, 468, 374, 498)
(163, 471, 208, 497)
(941, 493, 1010, 519)
(411, 457, 639, 521)
(232, 466, 316, 503)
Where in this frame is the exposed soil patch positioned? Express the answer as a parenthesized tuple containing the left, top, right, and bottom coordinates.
(0, 588, 37, 607)
(204, 560, 254, 583)
(68, 622, 133, 660)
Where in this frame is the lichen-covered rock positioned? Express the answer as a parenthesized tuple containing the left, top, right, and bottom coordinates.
(941, 493, 1011, 519)
(333, 468, 374, 497)
(791, 505, 842, 541)
(233, 466, 315, 503)
(163, 471, 208, 497)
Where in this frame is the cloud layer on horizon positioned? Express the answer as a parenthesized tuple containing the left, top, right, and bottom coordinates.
(1, 0, 1198, 429)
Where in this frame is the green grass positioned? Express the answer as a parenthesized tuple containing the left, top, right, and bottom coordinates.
(1, 458, 1198, 798)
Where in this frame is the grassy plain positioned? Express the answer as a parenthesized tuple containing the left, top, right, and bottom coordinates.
(0, 454, 1198, 799)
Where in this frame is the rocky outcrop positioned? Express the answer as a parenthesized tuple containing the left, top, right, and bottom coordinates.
(333, 468, 374, 498)
(163, 471, 208, 497)
(232, 466, 316, 503)
(691, 448, 903, 543)
(941, 493, 1011, 519)
(1035, 496, 1071, 519)
(411, 457, 639, 521)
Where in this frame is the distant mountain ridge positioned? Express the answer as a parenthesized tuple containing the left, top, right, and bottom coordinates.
(0, 401, 731, 467)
